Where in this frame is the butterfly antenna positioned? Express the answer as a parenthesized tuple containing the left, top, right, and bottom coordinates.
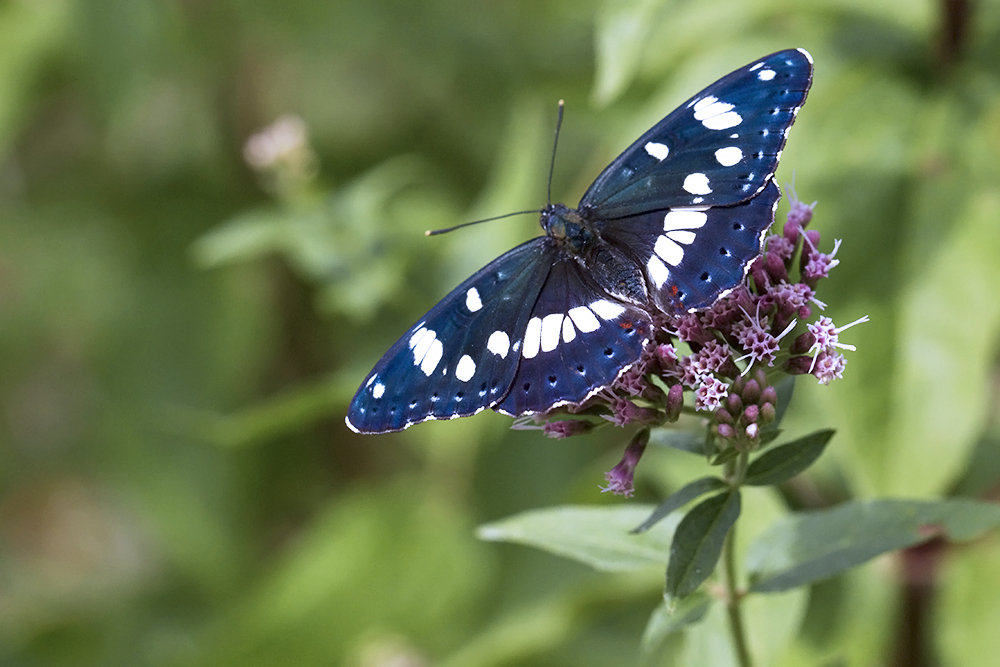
(547, 100, 565, 206)
(425, 209, 541, 236)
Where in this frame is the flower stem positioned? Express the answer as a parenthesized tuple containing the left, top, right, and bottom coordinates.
(723, 522, 753, 667)
(723, 449, 752, 667)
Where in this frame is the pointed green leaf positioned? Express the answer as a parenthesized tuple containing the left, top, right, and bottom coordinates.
(710, 447, 740, 466)
(747, 499, 1000, 593)
(666, 491, 741, 598)
(632, 477, 727, 533)
(478, 505, 678, 572)
(639, 593, 712, 664)
(744, 429, 835, 486)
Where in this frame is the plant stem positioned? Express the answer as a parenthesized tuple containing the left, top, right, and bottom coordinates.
(724, 450, 752, 667)
(723, 523, 753, 667)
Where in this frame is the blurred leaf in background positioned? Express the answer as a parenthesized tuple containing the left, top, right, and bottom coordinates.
(1, 0, 999, 665)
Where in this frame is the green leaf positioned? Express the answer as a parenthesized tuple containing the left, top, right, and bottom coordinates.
(747, 499, 1000, 593)
(477, 505, 678, 572)
(666, 491, 741, 598)
(649, 427, 708, 455)
(632, 477, 727, 533)
(639, 593, 711, 665)
(710, 447, 740, 466)
(744, 429, 835, 486)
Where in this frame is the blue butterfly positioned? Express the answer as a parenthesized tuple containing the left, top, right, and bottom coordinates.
(347, 49, 813, 434)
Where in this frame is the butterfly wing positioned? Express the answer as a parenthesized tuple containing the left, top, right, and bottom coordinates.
(599, 179, 781, 312)
(581, 49, 813, 218)
(494, 258, 652, 416)
(346, 238, 554, 433)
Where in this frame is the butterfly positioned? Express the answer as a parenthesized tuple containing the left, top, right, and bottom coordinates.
(347, 48, 813, 434)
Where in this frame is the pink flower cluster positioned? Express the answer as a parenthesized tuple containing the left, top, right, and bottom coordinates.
(536, 188, 867, 496)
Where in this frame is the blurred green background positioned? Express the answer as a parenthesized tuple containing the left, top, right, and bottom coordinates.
(2, 0, 1000, 665)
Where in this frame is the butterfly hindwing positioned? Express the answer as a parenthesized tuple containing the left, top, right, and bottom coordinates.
(346, 238, 555, 433)
(495, 259, 652, 416)
(581, 49, 812, 218)
(600, 179, 781, 311)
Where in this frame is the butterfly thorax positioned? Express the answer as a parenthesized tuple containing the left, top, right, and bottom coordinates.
(542, 204, 649, 306)
(541, 204, 594, 255)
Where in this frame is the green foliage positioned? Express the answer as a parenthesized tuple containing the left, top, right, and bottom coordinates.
(4, 0, 1000, 665)
(478, 505, 678, 571)
(666, 490, 741, 599)
(747, 499, 1000, 592)
(743, 429, 834, 486)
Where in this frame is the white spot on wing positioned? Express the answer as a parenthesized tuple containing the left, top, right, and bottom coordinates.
(487, 330, 510, 358)
(465, 287, 482, 312)
(667, 230, 696, 245)
(366, 375, 376, 387)
(749, 62, 764, 71)
(655, 235, 684, 266)
(664, 210, 708, 231)
(647, 254, 670, 287)
(411, 327, 436, 366)
(568, 306, 600, 333)
(644, 141, 670, 161)
(373, 382, 385, 399)
(409, 326, 431, 350)
(522, 317, 542, 359)
(455, 355, 476, 382)
(420, 338, 443, 376)
(702, 111, 742, 130)
(562, 316, 576, 343)
(758, 68, 776, 81)
(693, 96, 721, 114)
(590, 300, 626, 320)
(715, 146, 743, 166)
(540, 313, 563, 353)
(682, 173, 712, 195)
(693, 97, 742, 131)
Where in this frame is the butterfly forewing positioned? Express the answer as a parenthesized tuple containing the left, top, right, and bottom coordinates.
(581, 49, 812, 218)
(494, 259, 652, 416)
(346, 239, 554, 433)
